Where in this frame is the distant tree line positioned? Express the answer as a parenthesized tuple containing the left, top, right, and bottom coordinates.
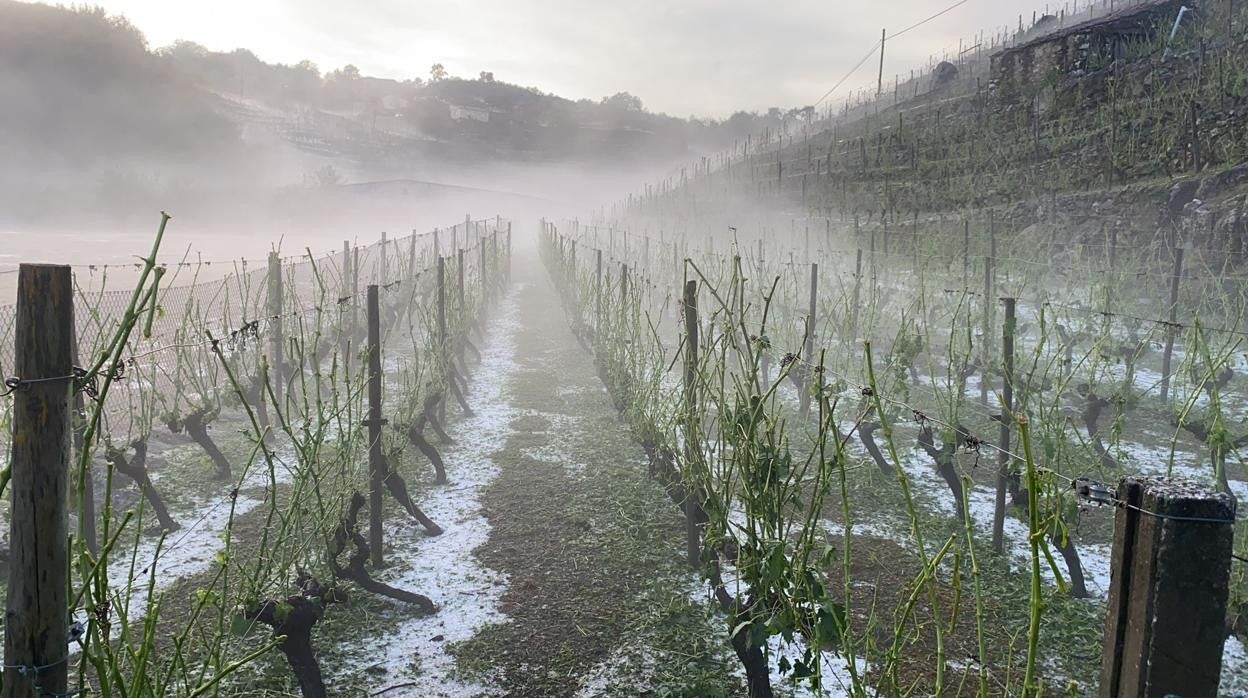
(0, 0, 809, 167)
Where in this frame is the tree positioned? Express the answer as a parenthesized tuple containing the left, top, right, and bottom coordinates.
(478, 70, 494, 82)
(430, 63, 447, 81)
(600, 91, 643, 112)
(294, 59, 320, 78)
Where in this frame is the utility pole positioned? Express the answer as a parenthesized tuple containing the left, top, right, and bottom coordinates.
(878, 28, 887, 97)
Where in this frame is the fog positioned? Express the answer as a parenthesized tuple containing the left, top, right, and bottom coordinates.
(1, 0, 1063, 276)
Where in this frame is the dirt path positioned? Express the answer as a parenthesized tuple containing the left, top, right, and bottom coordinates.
(443, 247, 739, 697)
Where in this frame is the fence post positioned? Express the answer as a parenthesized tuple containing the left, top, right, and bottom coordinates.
(437, 257, 447, 425)
(962, 218, 971, 290)
(1099, 477, 1234, 697)
(457, 248, 466, 343)
(408, 231, 418, 281)
(4, 264, 72, 698)
(981, 218, 996, 406)
(479, 242, 488, 313)
(596, 249, 603, 337)
(621, 262, 629, 308)
(379, 231, 388, 285)
(341, 240, 352, 368)
(365, 285, 385, 568)
(267, 251, 284, 405)
(801, 262, 818, 418)
(682, 279, 701, 567)
(991, 297, 1016, 554)
(506, 222, 512, 283)
(351, 246, 360, 367)
(1190, 101, 1202, 172)
(1159, 247, 1184, 402)
(851, 249, 863, 339)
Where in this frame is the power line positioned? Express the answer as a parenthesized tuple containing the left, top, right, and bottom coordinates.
(812, 0, 978, 108)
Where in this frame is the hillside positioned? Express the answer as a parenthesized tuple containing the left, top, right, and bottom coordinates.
(0, 0, 789, 172)
(0, 1, 812, 230)
(634, 0, 1248, 258)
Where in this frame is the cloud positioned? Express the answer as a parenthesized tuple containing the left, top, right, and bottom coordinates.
(87, 0, 1049, 117)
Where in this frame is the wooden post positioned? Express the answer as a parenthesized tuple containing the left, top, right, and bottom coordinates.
(682, 279, 701, 567)
(4, 264, 72, 698)
(365, 285, 385, 568)
(491, 232, 499, 299)
(341, 241, 352, 366)
(1190, 101, 1202, 172)
(981, 220, 995, 406)
(351, 246, 359, 367)
(1099, 477, 1234, 697)
(620, 262, 629, 308)
(267, 251, 284, 404)
(408, 232, 418, 282)
(379, 231, 388, 285)
(595, 249, 603, 336)
(991, 297, 1016, 554)
(870, 229, 877, 284)
(457, 248, 466, 335)
(962, 219, 971, 289)
(801, 263, 818, 418)
(1160, 247, 1184, 401)
(437, 257, 447, 425)
(479, 240, 488, 312)
(851, 249, 863, 339)
(877, 28, 887, 96)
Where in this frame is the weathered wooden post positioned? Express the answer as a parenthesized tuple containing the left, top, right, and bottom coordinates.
(351, 245, 360, 366)
(800, 263, 818, 418)
(851, 249, 863, 339)
(1159, 247, 1184, 402)
(620, 262, 629, 309)
(437, 257, 447, 425)
(491, 232, 499, 299)
(1190, 101, 1202, 172)
(991, 297, 1016, 554)
(980, 217, 996, 406)
(595, 249, 603, 337)
(4, 264, 72, 698)
(341, 240, 352, 367)
(379, 231, 388, 285)
(457, 248, 466, 348)
(267, 251, 284, 405)
(1099, 477, 1235, 697)
(408, 231, 418, 283)
(477, 240, 487, 315)
(365, 285, 385, 568)
(962, 218, 971, 290)
(682, 279, 701, 567)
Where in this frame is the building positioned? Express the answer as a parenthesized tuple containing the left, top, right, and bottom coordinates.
(990, 0, 1191, 105)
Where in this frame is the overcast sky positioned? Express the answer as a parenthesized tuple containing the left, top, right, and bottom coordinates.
(85, 0, 1065, 117)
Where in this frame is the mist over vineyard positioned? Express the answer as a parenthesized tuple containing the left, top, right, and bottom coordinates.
(2, 0, 1248, 696)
